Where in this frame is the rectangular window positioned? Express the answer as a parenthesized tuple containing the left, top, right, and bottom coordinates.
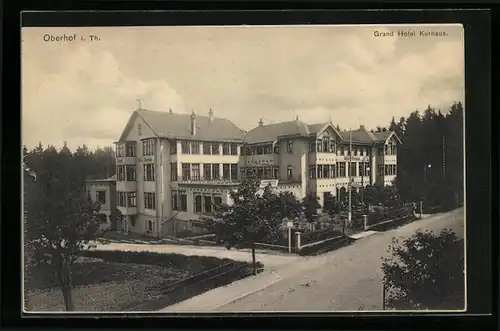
(213, 195, 222, 206)
(316, 140, 323, 152)
(273, 167, 279, 179)
(223, 164, 230, 180)
(192, 164, 200, 180)
(126, 143, 136, 157)
(148, 220, 153, 231)
(170, 140, 177, 154)
(385, 165, 389, 176)
(142, 139, 156, 156)
(204, 195, 212, 213)
(274, 145, 280, 154)
(211, 142, 220, 155)
(116, 144, 125, 157)
(338, 162, 346, 177)
(230, 143, 238, 155)
(204, 164, 212, 180)
(96, 190, 106, 204)
(257, 168, 264, 179)
(350, 162, 357, 177)
(287, 166, 293, 179)
(181, 141, 190, 154)
(144, 192, 156, 210)
(340, 147, 345, 156)
(212, 163, 220, 180)
(191, 141, 200, 155)
(170, 163, 177, 181)
(231, 164, 238, 180)
(116, 165, 125, 181)
(323, 139, 329, 153)
(378, 148, 384, 156)
(143, 164, 155, 181)
(126, 165, 136, 181)
(222, 143, 230, 155)
(117, 192, 126, 207)
(171, 190, 178, 211)
(287, 140, 293, 153)
(329, 139, 336, 153)
(317, 165, 324, 179)
(324, 164, 330, 178)
(331, 164, 336, 178)
(127, 192, 137, 207)
(182, 163, 191, 181)
(194, 193, 202, 213)
(203, 142, 211, 155)
(180, 192, 187, 211)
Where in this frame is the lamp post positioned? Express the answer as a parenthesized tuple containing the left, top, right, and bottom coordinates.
(424, 163, 432, 184)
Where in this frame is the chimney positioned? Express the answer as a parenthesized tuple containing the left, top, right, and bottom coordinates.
(169, 107, 173, 114)
(209, 108, 214, 122)
(296, 115, 299, 122)
(360, 125, 365, 129)
(259, 118, 263, 127)
(191, 110, 196, 135)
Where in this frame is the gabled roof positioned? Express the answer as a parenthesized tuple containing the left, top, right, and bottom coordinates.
(245, 120, 311, 144)
(119, 109, 245, 142)
(339, 127, 401, 145)
(245, 120, 342, 144)
(372, 131, 402, 144)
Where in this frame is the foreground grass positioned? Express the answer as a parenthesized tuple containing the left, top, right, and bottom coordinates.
(24, 251, 261, 312)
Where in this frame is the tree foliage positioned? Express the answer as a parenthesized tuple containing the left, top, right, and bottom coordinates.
(388, 102, 464, 208)
(302, 193, 321, 224)
(23, 142, 117, 311)
(381, 229, 464, 310)
(204, 177, 302, 274)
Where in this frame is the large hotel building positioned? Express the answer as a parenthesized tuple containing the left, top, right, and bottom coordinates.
(110, 108, 400, 237)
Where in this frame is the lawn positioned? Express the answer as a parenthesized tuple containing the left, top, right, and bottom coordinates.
(24, 251, 261, 312)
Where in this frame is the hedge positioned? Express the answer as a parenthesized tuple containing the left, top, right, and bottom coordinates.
(298, 236, 354, 256)
(367, 214, 417, 232)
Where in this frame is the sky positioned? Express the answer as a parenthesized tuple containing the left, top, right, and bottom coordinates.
(22, 24, 464, 150)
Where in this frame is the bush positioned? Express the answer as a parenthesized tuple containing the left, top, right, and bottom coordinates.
(382, 229, 465, 310)
(298, 236, 354, 256)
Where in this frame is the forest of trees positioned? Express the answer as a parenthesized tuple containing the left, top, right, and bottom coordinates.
(380, 101, 464, 208)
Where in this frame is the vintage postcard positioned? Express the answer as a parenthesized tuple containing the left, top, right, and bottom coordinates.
(22, 23, 465, 313)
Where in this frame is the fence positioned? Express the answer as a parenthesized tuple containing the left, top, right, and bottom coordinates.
(123, 260, 263, 311)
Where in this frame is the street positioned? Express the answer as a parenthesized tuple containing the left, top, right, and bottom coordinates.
(209, 207, 465, 312)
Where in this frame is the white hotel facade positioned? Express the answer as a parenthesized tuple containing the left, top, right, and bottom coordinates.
(114, 108, 400, 237)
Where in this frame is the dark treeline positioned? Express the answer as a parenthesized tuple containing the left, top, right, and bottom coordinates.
(378, 101, 464, 207)
(23, 142, 115, 192)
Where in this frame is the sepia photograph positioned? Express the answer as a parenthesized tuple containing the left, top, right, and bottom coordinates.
(22, 23, 465, 313)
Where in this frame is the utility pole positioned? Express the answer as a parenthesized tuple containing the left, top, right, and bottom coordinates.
(348, 128, 352, 227)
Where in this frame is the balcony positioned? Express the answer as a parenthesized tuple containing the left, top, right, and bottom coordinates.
(117, 181, 137, 192)
(177, 176, 240, 186)
(138, 155, 156, 163)
(279, 175, 302, 184)
(308, 152, 337, 164)
(117, 206, 137, 216)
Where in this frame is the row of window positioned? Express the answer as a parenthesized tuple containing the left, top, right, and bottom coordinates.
(116, 164, 155, 182)
(378, 144, 397, 156)
(172, 190, 223, 214)
(241, 167, 280, 180)
(117, 192, 137, 207)
(171, 163, 239, 181)
(384, 164, 397, 176)
(118, 138, 396, 158)
(116, 140, 156, 157)
(175, 141, 239, 156)
(308, 162, 371, 179)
